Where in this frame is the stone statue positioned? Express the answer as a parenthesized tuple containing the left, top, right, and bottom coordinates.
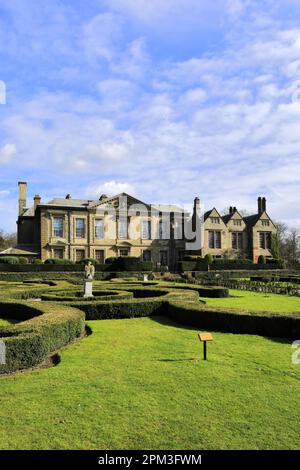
(84, 261, 95, 297)
(84, 261, 95, 280)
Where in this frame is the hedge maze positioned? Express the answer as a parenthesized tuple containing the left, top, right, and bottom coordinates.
(1, 278, 300, 374)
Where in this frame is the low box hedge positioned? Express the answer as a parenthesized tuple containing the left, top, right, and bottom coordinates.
(178, 260, 208, 272)
(0, 301, 85, 374)
(167, 301, 300, 339)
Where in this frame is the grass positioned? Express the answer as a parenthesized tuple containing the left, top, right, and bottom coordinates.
(0, 318, 19, 326)
(203, 289, 300, 313)
(0, 316, 299, 450)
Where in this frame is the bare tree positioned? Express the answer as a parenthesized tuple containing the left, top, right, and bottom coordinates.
(0, 230, 17, 252)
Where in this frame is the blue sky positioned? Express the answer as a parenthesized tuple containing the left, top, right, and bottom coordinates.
(1, 0, 300, 231)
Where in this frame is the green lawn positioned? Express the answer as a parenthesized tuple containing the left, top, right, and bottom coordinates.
(0, 318, 19, 326)
(202, 289, 300, 313)
(0, 316, 299, 450)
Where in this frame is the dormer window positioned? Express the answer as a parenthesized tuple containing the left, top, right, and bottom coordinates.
(233, 219, 242, 226)
(262, 220, 270, 227)
(211, 217, 220, 224)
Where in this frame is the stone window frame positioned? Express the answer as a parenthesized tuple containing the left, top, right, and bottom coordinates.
(233, 219, 242, 226)
(94, 218, 105, 240)
(94, 249, 105, 263)
(75, 248, 86, 262)
(210, 217, 220, 224)
(159, 250, 168, 266)
(52, 247, 65, 259)
(74, 217, 86, 239)
(141, 219, 151, 240)
(208, 230, 221, 249)
(142, 249, 152, 261)
(232, 231, 243, 250)
(52, 216, 64, 238)
(259, 232, 271, 249)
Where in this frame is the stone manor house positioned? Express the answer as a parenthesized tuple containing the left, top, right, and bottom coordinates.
(3, 181, 277, 268)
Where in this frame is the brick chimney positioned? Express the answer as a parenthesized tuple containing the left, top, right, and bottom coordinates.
(34, 195, 41, 211)
(18, 181, 27, 216)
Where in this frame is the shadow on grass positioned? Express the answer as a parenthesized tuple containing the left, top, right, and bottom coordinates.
(150, 315, 292, 345)
(157, 358, 196, 363)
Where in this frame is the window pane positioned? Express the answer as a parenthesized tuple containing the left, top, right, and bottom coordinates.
(159, 221, 168, 239)
(259, 232, 265, 249)
(142, 220, 151, 239)
(119, 249, 129, 257)
(53, 217, 63, 237)
(95, 219, 104, 239)
(95, 250, 104, 263)
(232, 232, 237, 249)
(215, 231, 221, 249)
(160, 251, 168, 265)
(238, 233, 243, 249)
(142, 250, 151, 261)
(76, 219, 85, 238)
(75, 250, 85, 262)
(53, 248, 63, 259)
(118, 220, 127, 239)
(208, 231, 214, 248)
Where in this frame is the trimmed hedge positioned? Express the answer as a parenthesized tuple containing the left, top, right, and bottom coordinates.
(40, 290, 133, 302)
(0, 256, 20, 264)
(65, 299, 168, 320)
(167, 301, 300, 339)
(0, 301, 85, 374)
(178, 259, 208, 272)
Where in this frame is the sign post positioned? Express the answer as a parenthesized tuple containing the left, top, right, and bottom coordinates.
(198, 333, 213, 360)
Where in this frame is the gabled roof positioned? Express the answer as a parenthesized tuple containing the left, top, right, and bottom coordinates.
(244, 211, 276, 229)
(243, 214, 261, 227)
(222, 209, 243, 225)
(91, 192, 151, 210)
(203, 207, 223, 221)
(0, 246, 39, 256)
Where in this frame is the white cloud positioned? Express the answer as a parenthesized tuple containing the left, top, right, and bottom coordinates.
(1, 1, 300, 231)
(0, 143, 16, 163)
(86, 180, 136, 198)
(82, 12, 123, 62)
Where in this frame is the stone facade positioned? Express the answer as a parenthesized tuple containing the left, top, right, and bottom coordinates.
(15, 182, 277, 266)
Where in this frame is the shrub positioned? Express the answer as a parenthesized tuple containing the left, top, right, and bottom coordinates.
(78, 258, 98, 265)
(18, 257, 28, 264)
(44, 258, 75, 265)
(0, 256, 19, 264)
(205, 254, 214, 265)
(105, 257, 118, 264)
(104, 256, 153, 272)
(258, 255, 266, 265)
(211, 259, 254, 270)
(178, 259, 208, 272)
(32, 258, 43, 264)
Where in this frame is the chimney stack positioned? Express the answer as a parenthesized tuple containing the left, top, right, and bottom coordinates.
(192, 197, 201, 232)
(18, 181, 27, 216)
(34, 195, 41, 211)
(257, 196, 262, 214)
(261, 197, 266, 213)
(229, 206, 233, 215)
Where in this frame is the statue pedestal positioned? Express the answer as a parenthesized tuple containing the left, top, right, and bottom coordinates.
(84, 280, 93, 298)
